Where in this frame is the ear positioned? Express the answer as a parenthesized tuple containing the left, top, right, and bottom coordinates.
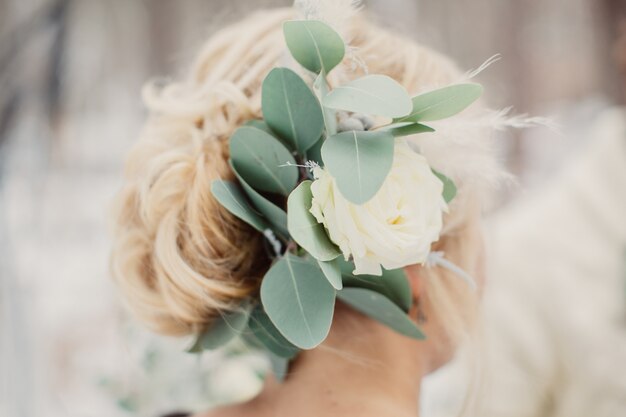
(403, 264, 424, 301)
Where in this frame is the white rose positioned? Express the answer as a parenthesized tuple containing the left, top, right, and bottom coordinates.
(309, 140, 447, 276)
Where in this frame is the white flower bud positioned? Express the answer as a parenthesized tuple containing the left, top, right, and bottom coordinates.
(337, 117, 365, 132)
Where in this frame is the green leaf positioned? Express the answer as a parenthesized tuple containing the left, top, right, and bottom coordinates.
(243, 119, 276, 136)
(268, 353, 290, 382)
(323, 75, 412, 118)
(230, 161, 288, 236)
(240, 330, 265, 351)
(395, 83, 483, 123)
(247, 305, 300, 358)
(187, 305, 251, 352)
(229, 126, 298, 196)
(260, 254, 336, 349)
(317, 258, 343, 290)
(314, 74, 337, 135)
(340, 259, 412, 312)
(262, 68, 325, 153)
(287, 181, 341, 261)
(211, 180, 268, 232)
(186, 336, 204, 354)
(283, 20, 345, 74)
(338, 288, 424, 339)
(381, 122, 435, 137)
(433, 170, 457, 204)
(306, 136, 324, 166)
(242, 121, 294, 163)
(321, 130, 395, 204)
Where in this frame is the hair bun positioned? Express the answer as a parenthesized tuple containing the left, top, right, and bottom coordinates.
(110, 10, 295, 336)
(111, 97, 268, 336)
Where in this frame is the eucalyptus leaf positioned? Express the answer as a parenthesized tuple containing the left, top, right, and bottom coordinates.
(314, 74, 337, 135)
(269, 353, 290, 382)
(340, 259, 412, 312)
(243, 120, 293, 151)
(243, 119, 276, 136)
(210, 180, 267, 232)
(338, 288, 424, 339)
(283, 20, 345, 74)
(317, 258, 343, 290)
(287, 181, 341, 261)
(383, 122, 435, 137)
(187, 305, 251, 352)
(230, 161, 288, 237)
(262, 67, 324, 153)
(338, 259, 355, 277)
(186, 336, 203, 354)
(323, 75, 412, 118)
(433, 170, 457, 204)
(247, 305, 300, 358)
(321, 130, 395, 204)
(306, 136, 324, 166)
(240, 330, 265, 351)
(230, 126, 298, 196)
(395, 83, 483, 123)
(260, 254, 336, 349)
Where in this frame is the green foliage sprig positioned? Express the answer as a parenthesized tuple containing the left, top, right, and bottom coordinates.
(190, 19, 483, 368)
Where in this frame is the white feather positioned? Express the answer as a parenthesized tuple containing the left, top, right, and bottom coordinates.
(489, 107, 560, 132)
(401, 76, 554, 194)
(462, 54, 502, 81)
(408, 114, 504, 191)
(407, 106, 552, 193)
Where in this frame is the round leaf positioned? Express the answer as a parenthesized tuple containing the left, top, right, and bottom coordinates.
(395, 83, 483, 123)
(340, 259, 412, 312)
(230, 160, 288, 237)
(268, 353, 290, 382)
(243, 120, 294, 158)
(283, 20, 345, 74)
(323, 75, 412, 118)
(230, 126, 298, 196)
(187, 305, 250, 352)
(314, 74, 337, 135)
(243, 119, 275, 136)
(210, 180, 267, 232)
(338, 288, 424, 339)
(287, 181, 341, 261)
(262, 68, 325, 153)
(321, 130, 395, 204)
(383, 122, 435, 137)
(247, 305, 300, 358)
(260, 254, 336, 349)
(306, 137, 324, 166)
(317, 258, 343, 290)
(433, 170, 457, 204)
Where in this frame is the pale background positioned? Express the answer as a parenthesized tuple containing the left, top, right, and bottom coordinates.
(1, 1, 624, 416)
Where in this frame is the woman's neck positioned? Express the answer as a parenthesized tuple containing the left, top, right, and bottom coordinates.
(251, 306, 427, 417)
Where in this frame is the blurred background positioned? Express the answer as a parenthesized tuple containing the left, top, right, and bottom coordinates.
(1, 0, 625, 416)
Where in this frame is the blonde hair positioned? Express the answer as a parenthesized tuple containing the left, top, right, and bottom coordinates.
(111, 8, 482, 345)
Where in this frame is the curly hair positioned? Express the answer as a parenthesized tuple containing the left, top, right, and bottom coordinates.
(110, 8, 483, 344)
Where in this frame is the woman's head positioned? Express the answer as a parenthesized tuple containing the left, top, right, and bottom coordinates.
(111, 7, 486, 356)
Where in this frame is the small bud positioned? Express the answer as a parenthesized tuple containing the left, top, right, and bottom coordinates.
(337, 117, 365, 132)
(355, 114, 376, 130)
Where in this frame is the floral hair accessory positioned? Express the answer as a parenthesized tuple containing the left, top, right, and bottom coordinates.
(189, 16, 483, 372)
